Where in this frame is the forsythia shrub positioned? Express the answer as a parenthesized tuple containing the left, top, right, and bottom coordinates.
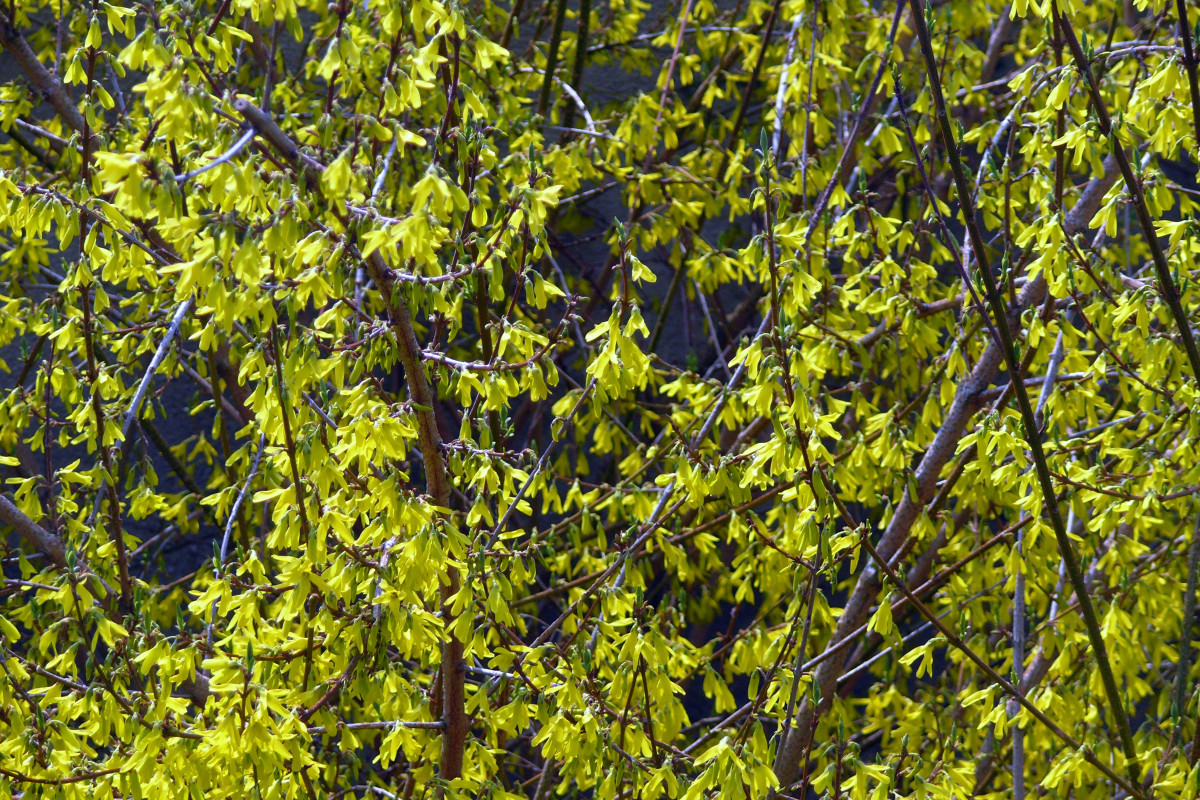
(1, 0, 1199, 798)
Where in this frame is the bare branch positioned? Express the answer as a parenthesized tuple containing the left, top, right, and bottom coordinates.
(175, 129, 257, 184)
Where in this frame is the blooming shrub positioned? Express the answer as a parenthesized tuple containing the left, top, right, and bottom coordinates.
(0, 0, 1199, 798)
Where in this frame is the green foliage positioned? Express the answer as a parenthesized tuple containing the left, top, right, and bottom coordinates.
(0, 0, 1199, 798)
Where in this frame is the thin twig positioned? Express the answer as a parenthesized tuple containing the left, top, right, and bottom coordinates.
(518, 68, 596, 132)
(1058, 10, 1200, 383)
(87, 299, 193, 529)
(772, 11, 804, 160)
(175, 129, 256, 183)
(856, 530, 1138, 796)
(912, 0, 1143, 789)
(1173, 513, 1200, 732)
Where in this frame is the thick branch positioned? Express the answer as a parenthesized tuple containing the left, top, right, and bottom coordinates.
(0, 491, 211, 705)
(773, 156, 1120, 789)
(0, 492, 66, 569)
(365, 251, 466, 783)
(232, 97, 468, 778)
(913, 0, 1141, 788)
(0, 12, 86, 135)
(232, 97, 323, 176)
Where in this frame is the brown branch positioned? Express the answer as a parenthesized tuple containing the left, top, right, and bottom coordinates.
(913, 0, 1141, 788)
(231, 100, 467, 770)
(232, 96, 323, 177)
(772, 155, 1121, 789)
(0, 497, 225, 711)
(1176, 0, 1200, 166)
(0, 766, 121, 786)
(0, 489, 212, 709)
(365, 250, 466, 783)
(0, 493, 66, 569)
(856, 531, 1139, 797)
(980, 6, 1017, 82)
(1058, 9, 1200, 383)
(0, 12, 86, 135)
